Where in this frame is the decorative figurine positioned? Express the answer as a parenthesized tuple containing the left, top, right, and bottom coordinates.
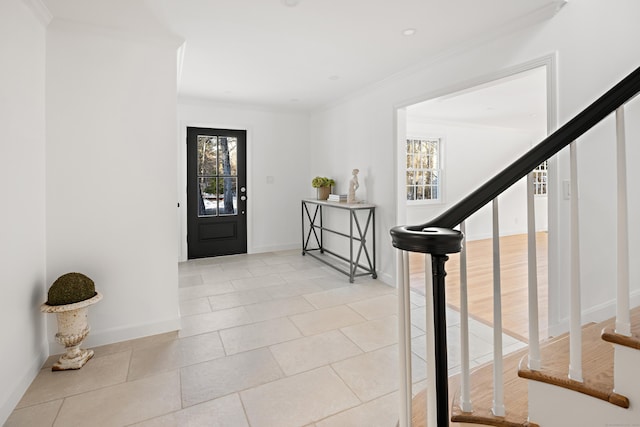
(348, 168, 359, 203)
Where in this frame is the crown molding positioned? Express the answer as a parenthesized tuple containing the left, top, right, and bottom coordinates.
(22, 0, 52, 27)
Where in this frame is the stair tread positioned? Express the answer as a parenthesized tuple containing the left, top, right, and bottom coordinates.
(410, 346, 537, 427)
(450, 346, 538, 427)
(601, 306, 640, 350)
(518, 319, 630, 408)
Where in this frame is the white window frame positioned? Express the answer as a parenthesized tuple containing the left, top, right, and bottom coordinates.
(532, 160, 548, 196)
(405, 136, 444, 205)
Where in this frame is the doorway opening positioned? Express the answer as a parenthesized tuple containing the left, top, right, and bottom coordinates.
(396, 61, 555, 342)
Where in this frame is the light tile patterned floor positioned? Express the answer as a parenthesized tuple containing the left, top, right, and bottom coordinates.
(6, 250, 526, 427)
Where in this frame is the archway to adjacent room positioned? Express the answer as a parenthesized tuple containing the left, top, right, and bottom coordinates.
(394, 56, 557, 342)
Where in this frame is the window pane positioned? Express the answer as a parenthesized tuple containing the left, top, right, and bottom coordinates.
(406, 171, 415, 186)
(414, 171, 422, 186)
(218, 137, 237, 176)
(407, 186, 415, 200)
(197, 136, 217, 177)
(219, 177, 237, 216)
(198, 177, 218, 217)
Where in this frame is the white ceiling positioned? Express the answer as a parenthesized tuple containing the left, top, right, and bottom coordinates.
(407, 66, 547, 133)
(42, 0, 564, 110)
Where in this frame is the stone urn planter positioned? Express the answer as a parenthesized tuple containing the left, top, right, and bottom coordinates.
(40, 273, 102, 371)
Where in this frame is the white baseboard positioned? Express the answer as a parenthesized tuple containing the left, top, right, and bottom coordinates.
(547, 288, 640, 338)
(48, 316, 181, 354)
(249, 242, 300, 254)
(377, 271, 394, 287)
(1, 345, 48, 425)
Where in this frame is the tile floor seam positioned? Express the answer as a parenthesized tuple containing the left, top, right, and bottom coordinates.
(22, 363, 136, 415)
(285, 312, 306, 337)
(50, 397, 64, 427)
(266, 335, 362, 379)
(125, 346, 135, 382)
(313, 390, 398, 426)
(237, 391, 253, 427)
(301, 293, 321, 310)
(205, 293, 215, 313)
(337, 326, 370, 354)
(326, 363, 366, 406)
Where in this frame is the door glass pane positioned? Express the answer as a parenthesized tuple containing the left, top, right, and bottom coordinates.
(217, 137, 237, 176)
(198, 177, 218, 217)
(219, 177, 237, 216)
(197, 136, 218, 177)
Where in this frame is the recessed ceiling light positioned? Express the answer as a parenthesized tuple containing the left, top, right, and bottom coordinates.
(282, 0, 301, 7)
(402, 28, 417, 36)
(329, 75, 340, 81)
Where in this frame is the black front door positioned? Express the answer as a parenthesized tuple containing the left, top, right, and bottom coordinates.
(187, 127, 247, 258)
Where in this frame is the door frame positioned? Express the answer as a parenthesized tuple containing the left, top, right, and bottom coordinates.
(178, 121, 252, 262)
(393, 53, 558, 337)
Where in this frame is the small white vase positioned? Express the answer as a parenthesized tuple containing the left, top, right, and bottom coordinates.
(41, 292, 102, 371)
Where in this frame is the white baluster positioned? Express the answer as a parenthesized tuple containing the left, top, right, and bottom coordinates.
(397, 250, 412, 427)
(527, 173, 541, 370)
(616, 106, 631, 336)
(459, 221, 473, 412)
(424, 254, 438, 427)
(569, 141, 583, 382)
(492, 198, 505, 416)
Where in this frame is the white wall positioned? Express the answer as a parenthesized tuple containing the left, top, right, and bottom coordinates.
(45, 20, 181, 351)
(0, 1, 48, 423)
(177, 100, 311, 258)
(309, 0, 640, 333)
(404, 120, 544, 241)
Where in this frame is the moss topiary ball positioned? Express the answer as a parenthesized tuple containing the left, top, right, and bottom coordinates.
(47, 272, 97, 306)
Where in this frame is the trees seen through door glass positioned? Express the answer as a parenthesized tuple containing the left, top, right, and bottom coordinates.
(197, 136, 238, 217)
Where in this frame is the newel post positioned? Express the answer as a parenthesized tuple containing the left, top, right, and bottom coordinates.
(431, 253, 452, 426)
(390, 226, 462, 426)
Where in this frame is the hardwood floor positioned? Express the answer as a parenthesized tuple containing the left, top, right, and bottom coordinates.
(409, 232, 548, 342)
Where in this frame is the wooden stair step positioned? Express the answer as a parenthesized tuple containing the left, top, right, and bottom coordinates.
(409, 346, 538, 427)
(601, 306, 640, 350)
(517, 321, 629, 408)
(450, 346, 538, 427)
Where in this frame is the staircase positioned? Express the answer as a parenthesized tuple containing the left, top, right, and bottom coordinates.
(410, 309, 640, 426)
(391, 65, 640, 427)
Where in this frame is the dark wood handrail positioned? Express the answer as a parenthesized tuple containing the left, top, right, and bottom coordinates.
(391, 65, 640, 253)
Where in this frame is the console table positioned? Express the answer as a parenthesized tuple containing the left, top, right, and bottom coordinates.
(301, 199, 376, 282)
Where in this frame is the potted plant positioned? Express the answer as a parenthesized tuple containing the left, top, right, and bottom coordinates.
(312, 176, 335, 200)
(40, 272, 103, 371)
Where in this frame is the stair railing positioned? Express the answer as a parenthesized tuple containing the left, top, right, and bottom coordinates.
(392, 65, 640, 426)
